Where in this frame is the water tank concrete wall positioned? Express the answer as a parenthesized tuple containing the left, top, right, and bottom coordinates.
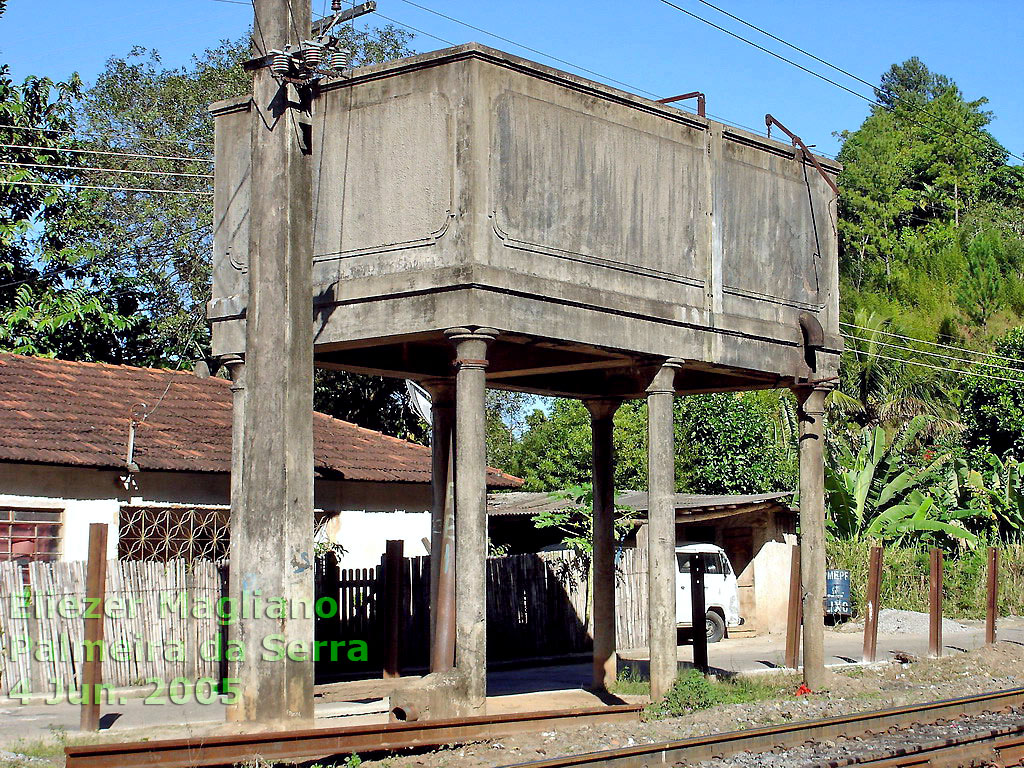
(209, 44, 841, 387)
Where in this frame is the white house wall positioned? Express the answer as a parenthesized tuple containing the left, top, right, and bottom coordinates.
(0, 463, 432, 566)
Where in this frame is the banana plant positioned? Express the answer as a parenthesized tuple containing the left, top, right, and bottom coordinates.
(863, 490, 979, 546)
(825, 415, 941, 540)
(957, 453, 1024, 538)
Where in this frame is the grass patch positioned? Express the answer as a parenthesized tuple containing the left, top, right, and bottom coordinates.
(608, 667, 650, 696)
(646, 670, 794, 719)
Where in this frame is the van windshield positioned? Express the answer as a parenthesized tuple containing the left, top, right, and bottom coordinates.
(676, 552, 725, 574)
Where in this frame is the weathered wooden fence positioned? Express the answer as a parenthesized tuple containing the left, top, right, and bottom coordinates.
(1, 550, 651, 693)
(0, 559, 222, 696)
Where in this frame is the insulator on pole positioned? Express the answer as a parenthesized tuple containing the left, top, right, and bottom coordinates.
(270, 51, 292, 76)
(302, 41, 323, 69)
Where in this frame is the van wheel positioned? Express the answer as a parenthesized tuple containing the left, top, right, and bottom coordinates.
(706, 611, 726, 644)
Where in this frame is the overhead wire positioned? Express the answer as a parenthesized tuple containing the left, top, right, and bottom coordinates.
(841, 347, 1024, 386)
(0, 142, 213, 164)
(0, 123, 213, 150)
(840, 321, 1024, 364)
(688, 0, 1021, 164)
(0, 161, 213, 180)
(840, 331, 1024, 375)
(654, 0, 1020, 164)
(3, 180, 212, 195)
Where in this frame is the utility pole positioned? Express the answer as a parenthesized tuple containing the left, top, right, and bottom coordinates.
(233, 0, 315, 725)
(232, 0, 372, 725)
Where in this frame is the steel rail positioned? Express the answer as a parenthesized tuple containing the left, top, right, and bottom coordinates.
(64, 703, 642, 768)
(501, 687, 1024, 768)
(805, 724, 1024, 767)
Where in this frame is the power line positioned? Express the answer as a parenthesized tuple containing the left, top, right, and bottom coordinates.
(843, 347, 1024, 386)
(839, 321, 1024, 364)
(395, 0, 661, 99)
(688, 0, 1022, 164)
(375, 7, 797, 147)
(0, 143, 213, 164)
(0, 123, 214, 150)
(655, 0, 1021, 165)
(3, 180, 213, 196)
(0, 161, 213, 180)
(841, 331, 1024, 375)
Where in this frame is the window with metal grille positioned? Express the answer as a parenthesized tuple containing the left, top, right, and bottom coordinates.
(118, 505, 229, 562)
(0, 507, 62, 562)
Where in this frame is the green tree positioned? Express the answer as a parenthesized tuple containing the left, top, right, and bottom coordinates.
(1, 0, 133, 359)
(832, 309, 960, 432)
(494, 393, 793, 496)
(875, 56, 952, 109)
(837, 56, 1020, 341)
(957, 229, 1003, 324)
(962, 327, 1024, 457)
(674, 392, 795, 494)
(12, 24, 426, 435)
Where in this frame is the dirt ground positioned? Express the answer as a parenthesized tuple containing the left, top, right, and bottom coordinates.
(2, 642, 1022, 768)
(362, 642, 1024, 768)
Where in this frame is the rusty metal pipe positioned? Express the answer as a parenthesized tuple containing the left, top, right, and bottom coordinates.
(986, 546, 999, 646)
(765, 113, 840, 197)
(657, 91, 706, 117)
(862, 545, 882, 663)
(784, 543, 801, 669)
(929, 548, 943, 657)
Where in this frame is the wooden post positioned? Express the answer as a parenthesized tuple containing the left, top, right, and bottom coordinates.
(784, 544, 801, 669)
(80, 523, 108, 732)
(862, 545, 882, 663)
(689, 553, 708, 674)
(383, 540, 404, 678)
(986, 546, 999, 646)
(928, 548, 943, 657)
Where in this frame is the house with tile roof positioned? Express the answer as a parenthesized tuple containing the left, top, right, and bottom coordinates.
(0, 354, 520, 568)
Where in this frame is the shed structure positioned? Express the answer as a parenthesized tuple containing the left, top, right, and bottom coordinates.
(210, 43, 840, 714)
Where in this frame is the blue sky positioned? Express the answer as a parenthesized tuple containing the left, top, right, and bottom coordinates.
(2, 0, 1020, 160)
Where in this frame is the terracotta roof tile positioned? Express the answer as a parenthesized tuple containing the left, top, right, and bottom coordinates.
(0, 354, 521, 488)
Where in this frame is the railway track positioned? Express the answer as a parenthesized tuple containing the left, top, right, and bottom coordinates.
(62, 703, 641, 768)
(502, 687, 1024, 768)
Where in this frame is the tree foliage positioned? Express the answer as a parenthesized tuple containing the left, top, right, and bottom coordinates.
(1, 0, 132, 360)
(962, 327, 1024, 458)
(838, 57, 1022, 340)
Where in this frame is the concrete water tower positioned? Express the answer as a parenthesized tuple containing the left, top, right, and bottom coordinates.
(210, 43, 840, 713)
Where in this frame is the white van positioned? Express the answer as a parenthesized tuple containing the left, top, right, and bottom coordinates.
(675, 543, 744, 643)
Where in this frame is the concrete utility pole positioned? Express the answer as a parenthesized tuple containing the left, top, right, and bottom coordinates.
(233, 0, 315, 724)
(796, 385, 829, 691)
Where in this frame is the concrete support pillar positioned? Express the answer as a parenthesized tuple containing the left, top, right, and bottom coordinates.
(795, 385, 829, 690)
(423, 378, 456, 672)
(646, 359, 681, 700)
(585, 397, 622, 691)
(445, 327, 497, 712)
(222, 354, 245, 721)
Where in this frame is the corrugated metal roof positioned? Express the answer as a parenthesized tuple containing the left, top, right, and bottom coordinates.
(487, 490, 791, 516)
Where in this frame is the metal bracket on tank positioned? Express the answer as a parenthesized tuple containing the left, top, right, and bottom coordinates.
(765, 114, 840, 197)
